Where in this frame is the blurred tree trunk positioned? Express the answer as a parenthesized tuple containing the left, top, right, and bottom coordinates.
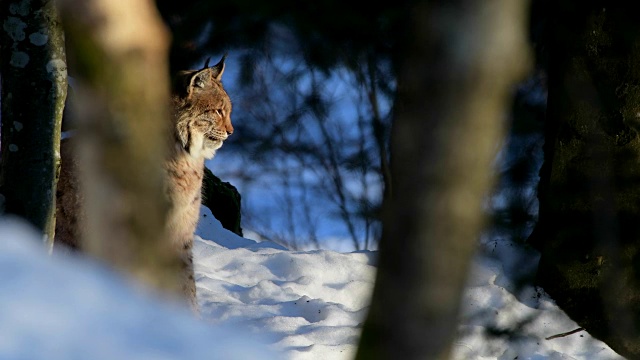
(57, 0, 183, 296)
(356, 0, 530, 358)
(0, 0, 67, 245)
(530, 2, 640, 357)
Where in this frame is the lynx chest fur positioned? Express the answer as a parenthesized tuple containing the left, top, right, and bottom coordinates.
(55, 56, 233, 310)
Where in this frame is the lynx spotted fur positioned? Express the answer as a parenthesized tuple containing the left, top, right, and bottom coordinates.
(55, 56, 233, 310)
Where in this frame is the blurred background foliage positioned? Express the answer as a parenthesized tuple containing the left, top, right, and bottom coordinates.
(154, 0, 547, 250)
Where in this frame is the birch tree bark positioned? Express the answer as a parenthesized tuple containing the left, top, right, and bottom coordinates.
(0, 0, 67, 245)
(356, 0, 531, 358)
(57, 0, 182, 296)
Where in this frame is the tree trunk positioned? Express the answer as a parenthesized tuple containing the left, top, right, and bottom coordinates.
(57, 0, 182, 296)
(355, 0, 530, 358)
(0, 0, 67, 246)
(531, 2, 640, 357)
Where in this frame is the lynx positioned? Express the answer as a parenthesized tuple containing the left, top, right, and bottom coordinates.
(55, 56, 233, 310)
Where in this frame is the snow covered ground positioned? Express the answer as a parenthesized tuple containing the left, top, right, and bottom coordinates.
(0, 207, 625, 359)
(0, 217, 277, 360)
(195, 207, 623, 359)
(454, 238, 623, 360)
(195, 207, 375, 359)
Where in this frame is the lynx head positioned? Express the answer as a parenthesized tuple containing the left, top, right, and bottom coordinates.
(172, 55, 233, 159)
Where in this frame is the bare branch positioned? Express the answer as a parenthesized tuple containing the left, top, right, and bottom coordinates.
(545, 328, 585, 340)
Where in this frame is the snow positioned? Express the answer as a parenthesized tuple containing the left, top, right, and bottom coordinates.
(454, 238, 623, 360)
(0, 207, 625, 359)
(195, 206, 375, 359)
(0, 217, 276, 360)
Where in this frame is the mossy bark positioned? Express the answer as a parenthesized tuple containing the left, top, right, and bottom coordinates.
(532, 3, 640, 358)
(0, 0, 67, 246)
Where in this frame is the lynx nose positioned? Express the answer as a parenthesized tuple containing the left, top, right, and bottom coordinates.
(226, 124, 234, 136)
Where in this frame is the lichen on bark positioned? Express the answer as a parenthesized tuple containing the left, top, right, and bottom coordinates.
(0, 0, 67, 246)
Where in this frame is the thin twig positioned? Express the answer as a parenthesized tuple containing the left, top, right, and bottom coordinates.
(545, 328, 585, 340)
(365, 54, 392, 201)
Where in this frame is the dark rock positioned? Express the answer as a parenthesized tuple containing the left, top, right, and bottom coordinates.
(202, 167, 242, 236)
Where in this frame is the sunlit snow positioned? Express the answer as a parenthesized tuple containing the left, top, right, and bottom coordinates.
(0, 207, 625, 359)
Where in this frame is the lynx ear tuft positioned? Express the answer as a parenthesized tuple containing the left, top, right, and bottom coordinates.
(210, 54, 226, 81)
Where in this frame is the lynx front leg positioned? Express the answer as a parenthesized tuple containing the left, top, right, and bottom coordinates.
(180, 241, 198, 313)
